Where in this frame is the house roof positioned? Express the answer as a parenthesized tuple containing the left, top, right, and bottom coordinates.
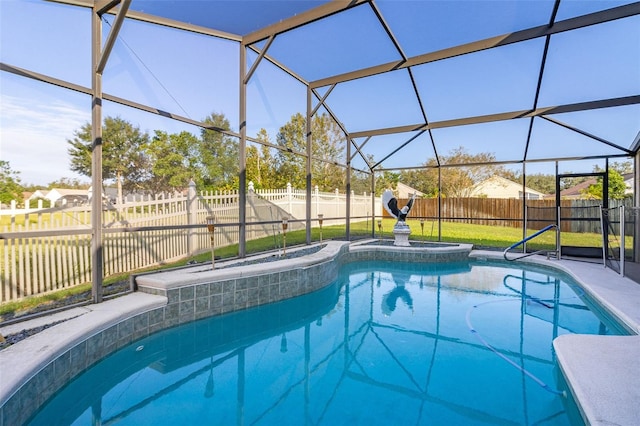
(27, 190, 49, 200)
(396, 182, 425, 198)
(50, 188, 87, 195)
(560, 178, 597, 197)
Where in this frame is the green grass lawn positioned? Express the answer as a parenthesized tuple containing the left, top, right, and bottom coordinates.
(355, 218, 601, 249)
(0, 219, 606, 317)
(132, 218, 604, 267)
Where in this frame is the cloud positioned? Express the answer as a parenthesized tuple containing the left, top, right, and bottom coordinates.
(0, 94, 90, 185)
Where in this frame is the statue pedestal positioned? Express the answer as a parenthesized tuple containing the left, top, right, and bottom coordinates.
(392, 221, 411, 246)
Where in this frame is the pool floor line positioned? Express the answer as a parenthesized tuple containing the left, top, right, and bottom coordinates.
(466, 297, 574, 396)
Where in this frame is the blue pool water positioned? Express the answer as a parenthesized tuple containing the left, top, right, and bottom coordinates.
(28, 260, 625, 425)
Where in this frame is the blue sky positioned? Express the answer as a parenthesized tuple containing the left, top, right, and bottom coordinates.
(0, 0, 638, 186)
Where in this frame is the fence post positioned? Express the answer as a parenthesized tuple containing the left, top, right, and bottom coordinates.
(248, 181, 254, 241)
(620, 205, 625, 276)
(600, 205, 606, 268)
(187, 180, 197, 256)
(315, 185, 319, 219)
(287, 182, 292, 215)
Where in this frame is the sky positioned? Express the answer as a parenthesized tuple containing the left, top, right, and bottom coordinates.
(0, 0, 638, 187)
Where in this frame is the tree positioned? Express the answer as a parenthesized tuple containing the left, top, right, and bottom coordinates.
(610, 160, 633, 175)
(246, 145, 260, 188)
(247, 129, 276, 189)
(399, 147, 506, 197)
(274, 113, 307, 188)
(0, 161, 23, 206)
(350, 169, 372, 195)
(273, 112, 347, 191)
(584, 169, 628, 200)
(146, 130, 202, 193)
(47, 177, 90, 190)
(560, 175, 591, 191)
(399, 167, 438, 197)
(199, 112, 238, 190)
(311, 113, 346, 191)
(518, 173, 556, 195)
(374, 170, 400, 196)
(67, 116, 151, 204)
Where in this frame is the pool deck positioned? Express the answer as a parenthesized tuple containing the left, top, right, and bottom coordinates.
(1, 246, 639, 426)
(472, 251, 640, 426)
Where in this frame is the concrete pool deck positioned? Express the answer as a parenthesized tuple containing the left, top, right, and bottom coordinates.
(1, 244, 639, 425)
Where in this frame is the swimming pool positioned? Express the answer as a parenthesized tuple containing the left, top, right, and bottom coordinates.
(26, 258, 624, 425)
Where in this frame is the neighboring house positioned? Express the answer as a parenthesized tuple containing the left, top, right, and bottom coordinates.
(395, 182, 425, 198)
(470, 176, 546, 199)
(27, 188, 87, 205)
(46, 188, 89, 206)
(622, 173, 634, 195)
(26, 189, 88, 207)
(27, 189, 49, 202)
(558, 178, 597, 199)
(559, 173, 635, 199)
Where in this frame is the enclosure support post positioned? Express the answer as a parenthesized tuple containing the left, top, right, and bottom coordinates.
(600, 205, 607, 268)
(556, 206, 561, 259)
(555, 162, 560, 260)
(371, 172, 376, 238)
(306, 86, 312, 244)
(187, 181, 197, 256)
(91, 7, 104, 303)
(238, 42, 247, 257)
(89, 0, 131, 303)
(522, 162, 527, 251)
(437, 168, 442, 242)
(635, 150, 640, 263)
(620, 205, 625, 276)
(524, 203, 528, 254)
(346, 132, 351, 240)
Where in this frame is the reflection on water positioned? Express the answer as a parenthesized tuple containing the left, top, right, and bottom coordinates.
(29, 260, 620, 426)
(381, 272, 414, 316)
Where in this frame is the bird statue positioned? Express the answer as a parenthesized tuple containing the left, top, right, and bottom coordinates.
(382, 190, 416, 223)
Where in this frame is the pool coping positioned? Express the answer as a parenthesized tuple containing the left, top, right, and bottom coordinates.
(471, 250, 640, 426)
(0, 244, 638, 426)
(0, 292, 167, 424)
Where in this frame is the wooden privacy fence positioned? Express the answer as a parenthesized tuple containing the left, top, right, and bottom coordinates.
(396, 197, 632, 232)
(0, 184, 372, 302)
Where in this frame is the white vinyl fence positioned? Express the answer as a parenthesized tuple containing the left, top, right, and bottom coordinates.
(0, 183, 373, 302)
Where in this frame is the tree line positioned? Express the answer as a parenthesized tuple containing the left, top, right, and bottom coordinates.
(397, 149, 631, 199)
(0, 109, 632, 206)
(64, 111, 357, 204)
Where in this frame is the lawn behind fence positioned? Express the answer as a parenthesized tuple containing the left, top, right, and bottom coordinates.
(0, 219, 605, 318)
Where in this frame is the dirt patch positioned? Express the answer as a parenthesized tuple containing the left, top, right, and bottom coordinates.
(0, 280, 129, 350)
(0, 280, 130, 323)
